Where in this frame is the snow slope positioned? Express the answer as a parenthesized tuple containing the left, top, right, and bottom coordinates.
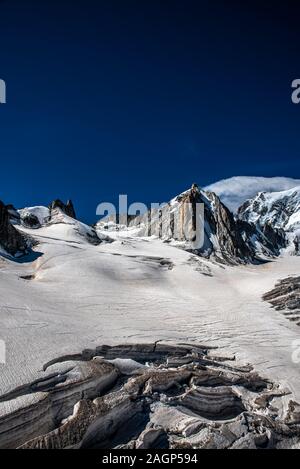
(0, 219, 300, 405)
(205, 176, 300, 212)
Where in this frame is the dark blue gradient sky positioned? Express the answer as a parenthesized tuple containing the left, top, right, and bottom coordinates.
(0, 0, 300, 222)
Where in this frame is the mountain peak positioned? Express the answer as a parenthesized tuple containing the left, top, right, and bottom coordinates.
(238, 186, 300, 251)
(97, 185, 285, 265)
(205, 176, 300, 212)
(49, 199, 76, 219)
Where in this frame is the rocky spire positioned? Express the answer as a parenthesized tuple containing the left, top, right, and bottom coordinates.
(0, 200, 27, 256)
(49, 199, 76, 219)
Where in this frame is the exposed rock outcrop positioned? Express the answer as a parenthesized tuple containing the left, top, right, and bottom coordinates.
(172, 186, 286, 263)
(0, 201, 28, 256)
(47, 200, 105, 245)
(0, 343, 299, 449)
(21, 213, 41, 229)
(237, 219, 286, 259)
(263, 276, 300, 326)
(16, 207, 51, 229)
(49, 199, 76, 219)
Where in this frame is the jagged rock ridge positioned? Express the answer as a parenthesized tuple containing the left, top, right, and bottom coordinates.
(49, 199, 76, 219)
(98, 185, 286, 264)
(1, 199, 106, 249)
(1, 186, 287, 263)
(0, 201, 28, 256)
(263, 276, 300, 326)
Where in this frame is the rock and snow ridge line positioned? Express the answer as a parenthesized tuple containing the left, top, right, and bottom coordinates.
(2, 180, 297, 264)
(0, 198, 111, 255)
(96, 184, 287, 264)
(0, 193, 260, 264)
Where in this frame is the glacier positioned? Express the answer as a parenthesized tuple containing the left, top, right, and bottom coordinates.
(0, 187, 300, 448)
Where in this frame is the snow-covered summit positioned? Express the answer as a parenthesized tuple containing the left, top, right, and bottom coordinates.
(19, 202, 104, 246)
(1, 200, 104, 252)
(238, 186, 300, 232)
(18, 206, 50, 228)
(205, 176, 300, 212)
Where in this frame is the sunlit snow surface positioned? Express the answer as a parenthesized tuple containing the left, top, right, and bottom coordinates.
(0, 215, 300, 403)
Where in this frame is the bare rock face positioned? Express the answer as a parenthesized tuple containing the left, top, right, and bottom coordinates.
(0, 343, 299, 449)
(110, 185, 286, 265)
(263, 276, 300, 326)
(49, 199, 76, 219)
(178, 187, 286, 263)
(201, 190, 254, 263)
(47, 200, 103, 245)
(21, 213, 41, 229)
(0, 200, 28, 256)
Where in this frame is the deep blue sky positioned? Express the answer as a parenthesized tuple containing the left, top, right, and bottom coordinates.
(0, 0, 300, 222)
